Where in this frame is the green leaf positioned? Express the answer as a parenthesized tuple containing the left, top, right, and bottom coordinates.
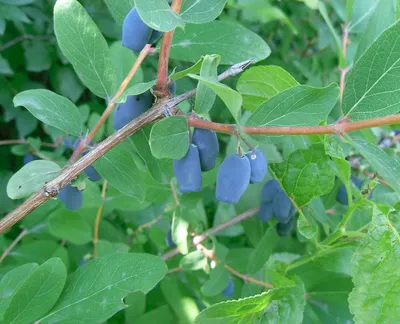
(24, 40, 52, 72)
(0, 263, 38, 320)
(96, 240, 130, 257)
(116, 80, 156, 103)
(54, 0, 116, 99)
(0, 4, 30, 23)
(213, 203, 243, 237)
(201, 264, 230, 297)
(181, 0, 227, 24)
(131, 128, 173, 184)
(0, 54, 13, 75)
(134, 0, 184, 32)
(261, 275, 305, 324)
(237, 65, 299, 111)
(189, 74, 242, 122)
(194, 54, 220, 115)
(171, 21, 270, 65)
(349, 205, 400, 323)
(161, 277, 200, 323)
(351, 139, 400, 194)
(247, 227, 279, 274)
(40, 253, 167, 323)
(94, 142, 147, 201)
(271, 144, 335, 207)
(110, 41, 144, 89)
(170, 58, 204, 81)
(180, 250, 207, 271)
(48, 209, 92, 245)
(246, 84, 339, 143)
(4, 258, 67, 324)
(7, 160, 61, 199)
(318, 2, 346, 68)
(50, 66, 85, 103)
(195, 283, 298, 323)
(13, 90, 83, 136)
(355, 0, 397, 59)
(347, 0, 380, 33)
(149, 116, 190, 160)
(172, 207, 189, 255)
(104, 0, 133, 25)
(297, 211, 317, 239)
(343, 21, 400, 120)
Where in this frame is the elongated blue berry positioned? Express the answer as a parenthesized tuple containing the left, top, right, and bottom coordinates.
(276, 216, 295, 237)
(74, 138, 102, 182)
(258, 201, 274, 222)
(222, 279, 234, 297)
(84, 165, 101, 182)
(149, 30, 163, 44)
(114, 91, 153, 131)
(165, 229, 176, 248)
(169, 81, 177, 95)
(122, 8, 152, 52)
(173, 144, 202, 193)
(260, 179, 281, 203)
(246, 149, 267, 183)
(336, 176, 362, 205)
(216, 154, 251, 204)
(273, 190, 293, 224)
(23, 154, 36, 165)
(192, 128, 219, 172)
(59, 184, 83, 210)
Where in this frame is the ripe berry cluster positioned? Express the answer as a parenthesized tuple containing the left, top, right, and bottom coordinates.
(173, 129, 268, 205)
(258, 180, 296, 237)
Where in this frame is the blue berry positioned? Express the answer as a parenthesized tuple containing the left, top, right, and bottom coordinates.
(192, 128, 219, 172)
(23, 154, 36, 165)
(173, 144, 202, 193)
(260, 180, 281, 203)
(113, 91, 153, 131)
(122, 8, 152, 52)
(222, 279, 234, 297)
(258, 201, 274, 222)
(59, 184, 83, 211)
(273, 190, 293, 224)
(246, 149, 267, 183)
(216, 154, 251, 204)
(276, 216, 295, 237)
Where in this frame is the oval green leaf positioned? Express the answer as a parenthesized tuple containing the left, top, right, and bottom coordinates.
(7, 160, 61, 199)
(14, 89, 83, 136)
(170, 21, 271, 65)
(54, 0, 116, 99)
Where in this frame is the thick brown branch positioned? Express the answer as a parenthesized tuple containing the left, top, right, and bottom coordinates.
(70, 44, 153, 162)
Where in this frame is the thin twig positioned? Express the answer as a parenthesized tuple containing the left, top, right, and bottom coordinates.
(340, 26, 349, 103)
(70, 44, 153, 162)
(0, 139, 58, 148)
(155, 0, 183, 96)
(199, 244, 273, 289)
(170, 180, 181, 206)
(161, 208, 259, 260)
(93, 181, 108, 257)
(363, 170, 391, 187)
(0, 61, 251, 234)
(129, 215, 163, 244)
(0, 229, 28, 263)
(0, 34, 52, 52)
(167, 267, 182, 274)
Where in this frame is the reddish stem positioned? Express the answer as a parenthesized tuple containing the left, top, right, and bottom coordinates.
(187, 114, 400, 136)
(155, 0, 183, 96)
